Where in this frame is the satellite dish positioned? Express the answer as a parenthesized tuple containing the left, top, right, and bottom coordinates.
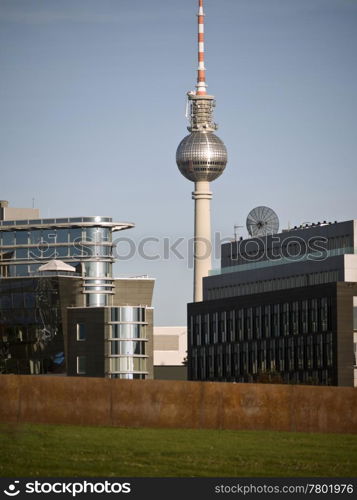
(246, 206, 279, 237)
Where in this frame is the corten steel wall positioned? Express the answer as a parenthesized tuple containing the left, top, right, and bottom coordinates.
(0, 375, 356, 433)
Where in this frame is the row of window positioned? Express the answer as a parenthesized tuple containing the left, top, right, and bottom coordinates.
(76, 355, 148, 376)
(190, 333, 334, 382)
(107, 340, 146, 356)
(207, 271, 339, 300)
(224, 234, 351, 265)
(190, 299, 331, 346)
(0, 244, 112, 261)
(0, 227, 111, 246)
(0, 324, 62, 343)
(76, 320, 147, 342)
(0, 217, 112, 227)
(106, 356, 147, 374)
(0, 261, 112, 278)
(181, 161, 226, 167)
(110, 307, 146, 323)
(2, 357, 64, 375)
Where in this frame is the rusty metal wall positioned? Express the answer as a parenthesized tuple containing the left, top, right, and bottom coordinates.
(0, 375, 356, 433)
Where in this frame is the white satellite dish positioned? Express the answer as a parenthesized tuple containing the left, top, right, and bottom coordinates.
(246, 206, 279, 237)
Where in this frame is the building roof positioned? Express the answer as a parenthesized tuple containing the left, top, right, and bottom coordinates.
(0, 216, 134, 232)
(38, 260, 76, 273)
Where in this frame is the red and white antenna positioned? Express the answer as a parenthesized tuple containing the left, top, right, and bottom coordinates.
(196, 0, 207, 95)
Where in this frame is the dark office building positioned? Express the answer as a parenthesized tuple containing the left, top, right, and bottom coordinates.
(188, 220, 357, 386)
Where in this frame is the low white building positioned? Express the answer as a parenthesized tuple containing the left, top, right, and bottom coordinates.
(153, 326, 187, 380)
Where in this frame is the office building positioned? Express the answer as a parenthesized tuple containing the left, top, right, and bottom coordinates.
(0, 200, 154, 379)
(188, 220, 357, 386)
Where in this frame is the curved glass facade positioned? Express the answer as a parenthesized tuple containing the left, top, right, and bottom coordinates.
(105, 306, 148, 379)
(0, 222, 117, 307)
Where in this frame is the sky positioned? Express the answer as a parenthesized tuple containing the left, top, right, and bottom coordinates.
(1, 0, 357, 325)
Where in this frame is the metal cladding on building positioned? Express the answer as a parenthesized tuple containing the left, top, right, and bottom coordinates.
(176, 0, 228, 302)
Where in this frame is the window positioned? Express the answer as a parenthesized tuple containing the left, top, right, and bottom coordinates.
(264, 305, 271, 338)
(77, 356, 86, 374)
(109, 340, 145, 355)
(212, 313, 218, 344)
(110, 324, 144, 340)
(306, 336, 313, 369)
(69, 228, 83, 242)
(321, 298, 329, 331)
(278, 338, 285, 371)
(273, 304, 280, 337)
(237, 309, 244, 341)
(76, 323, 86, 341)
(2, 232, 15, 246)
(204, 313, 210, 344)
(297, 337, 304, 369)
(288, 337, 294, 371)
(219, 312, 226, 342)
(282, 303, 290, 336)
(55, 246, 69, 258)
(15, 248, 28, 259)
(246, 308, 253, 340)
(42, 230, 56, 245)
(56, 229, 69, 243)
(110, 306, 145, 323)
(15, 231, 28, 245)
(326, 332, 333, 367)
(301, 300, 308, 334)
(269, 339, 276, 371)
(226, 311, 233, 342)
(292, 301, 299, 335)
(311, 299, 318, 332)
(109, 357, 146, 373)
(255, 306, 262, 339)
(14, 264, 28, 276)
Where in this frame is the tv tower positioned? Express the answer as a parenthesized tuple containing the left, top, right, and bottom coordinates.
(176, 0, 228, 302)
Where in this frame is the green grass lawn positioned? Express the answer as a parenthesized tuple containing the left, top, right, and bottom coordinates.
(0, 423, 356, 477)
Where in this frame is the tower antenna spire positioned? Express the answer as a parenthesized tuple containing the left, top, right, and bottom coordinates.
(196, 0, 207, 95)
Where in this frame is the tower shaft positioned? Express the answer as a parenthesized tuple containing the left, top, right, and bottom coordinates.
(192, 181, 212, 302)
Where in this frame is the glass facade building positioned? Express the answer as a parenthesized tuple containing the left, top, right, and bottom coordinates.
(0, 217, 131, 307)
(0, 276, 68, 375)
(0, 206, 154, 379)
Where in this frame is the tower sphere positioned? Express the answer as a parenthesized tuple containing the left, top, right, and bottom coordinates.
(176, 131, 227, 182)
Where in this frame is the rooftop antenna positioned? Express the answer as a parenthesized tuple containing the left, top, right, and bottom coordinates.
(32, 197, 35, 209)
(196, 0, 207, 96)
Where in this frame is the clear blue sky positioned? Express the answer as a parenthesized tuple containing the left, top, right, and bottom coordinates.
(1, 0, 356, 324)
